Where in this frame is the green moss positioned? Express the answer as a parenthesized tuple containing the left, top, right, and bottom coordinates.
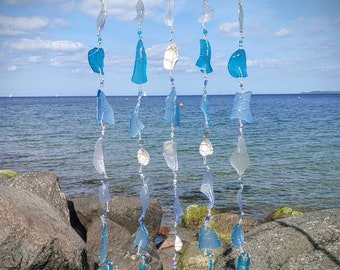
(0, 170, 18, 178)
(182, 204, 208, 229)
(292, 210, 304, 216)
(273, 206, 293, 218)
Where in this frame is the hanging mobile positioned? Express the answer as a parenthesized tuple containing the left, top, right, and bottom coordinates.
(196, 1, 221, 269)
(130, 0, 151, 269)
(87, 0, 115, 269)
(227, 1, 251, 269)
(163, 1, 183, 269)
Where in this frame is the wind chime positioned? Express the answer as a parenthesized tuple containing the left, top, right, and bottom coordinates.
(87, 0, 115, 269)
(130, 0, 151, 269)
(228, 0, 252, 269)
(162, 0, 183, 269)
(196, 1, 221, 270)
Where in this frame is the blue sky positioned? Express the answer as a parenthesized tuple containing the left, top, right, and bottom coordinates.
(0, 0, 339, 96)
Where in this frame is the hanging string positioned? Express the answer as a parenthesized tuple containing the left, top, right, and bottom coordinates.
(87, 0, 115, 269)
(130, 0, 151, 269)
(227, 1, 251, 269)
(196, 1, 221, 269)
(163, 1, 183, 269)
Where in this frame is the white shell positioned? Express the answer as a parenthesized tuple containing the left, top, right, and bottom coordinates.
(137, 148, 150, 166)
(174, 235, 183, 252)
(199, 138, 213, 157)
(163, 44, 179, 71)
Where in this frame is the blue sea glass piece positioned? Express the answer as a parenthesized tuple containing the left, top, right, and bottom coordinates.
(236, 252, 251, 270)
(131, 39, 147, 84)
(230, 91, 253, 123)
(139, 260, 147, 270)
(97, 90, 114, 125)
(140, 181, 150, 218)
(99, 180, 111, 204)
(134, 223, 149, 250)
(230, 134, 250, 176)
(164, 88, 180, 126)
(93, 137, 106, 175)
(198, 226, 221, 250)
(201, 93, 210, 127)
(200, 170, 215, 209)
(237, 189, 243, 212)
(88, 47, 104, 74)
(173, 193, 183, 223)
(228, 49, 247, 78)
(98, 216, 108, 263)
(98, 261, 114, 270)
(196, 39, 213, 74)
(232, 223, 244, 248)
(130, 109, 145, 138)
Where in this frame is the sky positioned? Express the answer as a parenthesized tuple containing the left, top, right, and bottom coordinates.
(0, 0, 339, 97)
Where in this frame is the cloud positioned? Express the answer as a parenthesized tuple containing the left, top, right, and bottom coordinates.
(248, 58, 292, 69)
(275, 28, 293, 37)
(28, 55, 43, 63)
(0, 15, 48, 36)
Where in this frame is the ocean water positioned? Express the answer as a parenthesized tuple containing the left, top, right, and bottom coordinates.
(1, 94, 339, 221)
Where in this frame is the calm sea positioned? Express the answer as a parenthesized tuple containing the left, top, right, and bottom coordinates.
(1, 94, 339, 221)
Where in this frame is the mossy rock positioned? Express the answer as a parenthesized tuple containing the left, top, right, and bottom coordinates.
(0, 170, 18, 180)
(182, 204, 217, 230)
(266, 206, 304, 221)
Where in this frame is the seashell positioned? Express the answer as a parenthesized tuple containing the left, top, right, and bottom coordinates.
(137, 148, 150, 166)
(174, 235, 183, 252)
(199, 138, 213, 157)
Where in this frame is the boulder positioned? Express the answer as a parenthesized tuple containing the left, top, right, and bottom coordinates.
(0, 185, 88, 269)
(266, 206, 304, 221)
(214, 208, 340, 270)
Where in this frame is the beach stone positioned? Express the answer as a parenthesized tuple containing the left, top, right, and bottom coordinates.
(214, 208, 340, 270)
(0, 185, 88, 269)
(70, 195, 162, 240)
(1, 171, 70, 223)
(266, 206, 304, 221)
(182, 204, 211, 230)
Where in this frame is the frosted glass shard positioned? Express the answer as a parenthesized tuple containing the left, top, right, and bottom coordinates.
(175, 235, 183, 252)
(135, 0, 145, 23)
(163, 44, 179, 70)
(198, 0, 214, 24)
(230, 134, 250, 176)
(196, 39, 213, 74)
(230, 91, 253, 123)
(164, 0, 175, 27)
(164, 88, 180, 126)
(200, 94, 210, 126)
(238, 1, 244, 36)
(199, 138, 213, 157)
(236, 252, 251, 270)
(96, 0, 107, 36)
(88, 47, 104, 74)
(237, 189, 243, 212)
(232, 223, 244, 248)
(134, 223, 149, 250)
(130, 109, 145, 138)
(200, 170, 215, 209)
(173, 193, 183, 222)
(99, 181, 111, 204)
(140, 180, 150, 218)
(198, 226, 221, 250)
(163, 140, 178, 171)
(98, 216, 108, 263)
(228, 49, 247, 78)
(97, 90, 114, 125)
(137, 148, 150, 166)
(93, 137, 105, 175)
(131, 39, 147, 84)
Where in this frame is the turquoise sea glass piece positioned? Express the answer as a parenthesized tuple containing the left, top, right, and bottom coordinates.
(139, 260, 147, 270)
(132, 39, 147, 84)
(99, 216, 108, 263)
(140, 181, 150, 218)
(97, 90, 114, 125)
(173, 193, 183, 223)
(201, 93, 210, 127)
(99, 180, 111, 204)
(200, 170, 215, 209)
(93, 137, 106, 175)
(88, 47, 104, 74)
(198, 226, 221, 250)
(232, 223, 244, 248)
(164, 88, 180, 126)
(196, 39, 213, 74)
(134, 223, 149, 250)
(228, 49, 247, 78)
(236, 252, 250, 270)
(130, 109, 145, 138)
(230, 91, 253, 123)
(230, 134, 250, 176)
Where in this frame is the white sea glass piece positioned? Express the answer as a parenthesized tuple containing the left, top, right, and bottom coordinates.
(198, 0, 214, 24)
(93, 137, 105, 175)
(199, 138, 213, 157)
(174, 235, 183, 252)
(230, 134, 250, 175)
(137, 148, 150, 166)
(163, 140, 178, 171)
(164, 0, 175, 27)
(163, 44, 179, 71)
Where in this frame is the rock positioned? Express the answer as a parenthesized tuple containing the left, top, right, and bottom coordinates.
(0, 185, 88, 269)
(182, 204, 211, 230)
(1, 171, 70, 223)
(266, 206, 304, 221)
(214, 208, 340, 270)
(0, 169, 17, 180)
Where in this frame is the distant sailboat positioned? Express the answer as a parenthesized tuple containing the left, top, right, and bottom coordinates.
(9, 93, 12, 97)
